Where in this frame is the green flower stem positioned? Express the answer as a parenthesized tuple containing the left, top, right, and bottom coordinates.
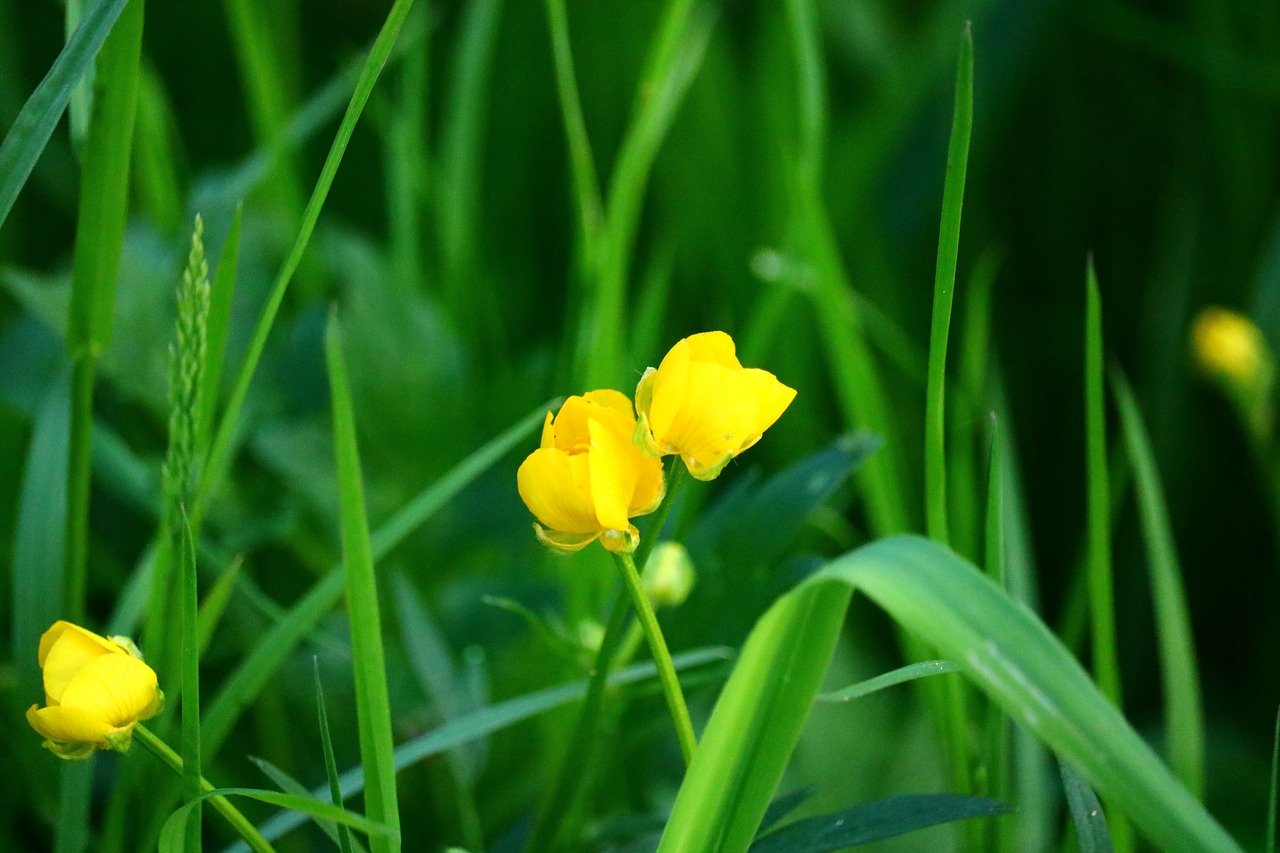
(612, 549, 697, 765)
(133, 724, 277, 853)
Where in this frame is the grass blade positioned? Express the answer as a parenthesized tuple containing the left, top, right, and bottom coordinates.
(816, 660, 959, 703)
(1111, 367, 1204, 797)
(924, 23, 973, 546)
(0, 0, 128, 233)
(179, 511, 203, 850)
(658, 536, 1243, 853)
(749, 794, 1009, 852)
(1084, 260, 1122, 707)
(200, 0, 416, 506)
(326, 312, 401, 853)
(201, 400, 548, 757)
(1060, 758, 1114, 853)
(63, 0, 144, 627)
(315, 661, 355, 853)
(1268, 706, 1279, 853)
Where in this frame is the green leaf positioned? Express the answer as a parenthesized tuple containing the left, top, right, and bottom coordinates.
(0, 0, 129, 233)
(161, 787, 396, 853)
(816, 660, 959, 703)
(314, 661, 356, 853)
(326, 312, 400, 853)
(749, 794, 1010, 852)
(657, 537, 1242, 853)
(1060, 758, 1114, 853)
(923, 22, 974, 546)
(1111, 367, 1204, 797)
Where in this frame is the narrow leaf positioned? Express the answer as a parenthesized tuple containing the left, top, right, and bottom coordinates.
(326, 311, 400, 853)
(1060, 759, 1114, 853)
(816, 660, 959, 703)
(750, 794, 1009, 852)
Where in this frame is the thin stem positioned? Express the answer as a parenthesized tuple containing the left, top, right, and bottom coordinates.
(133, 724, 277, 853)
(612, 550, 696, 765)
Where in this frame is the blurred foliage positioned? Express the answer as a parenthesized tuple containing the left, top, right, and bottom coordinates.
(1, 0, 1279, 850)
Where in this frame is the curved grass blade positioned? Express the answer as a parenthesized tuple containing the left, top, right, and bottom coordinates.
(314, 661, 356, 853)
(657, 536, 1242, 853)
(1111, 367, 1204, 797)
(161, 788, 396, 853)
(326, 313, 400, 853)
(199, 0, 416, 505)
(1060, 758, 1114, 853)
(0, 0, 128, 233)
(749, 794, 1009, 852)
(923, 22, 973, 546)
(757, 787, 816, 837)
(816, 660, 959, 703)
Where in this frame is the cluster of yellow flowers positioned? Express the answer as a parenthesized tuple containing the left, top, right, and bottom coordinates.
(517, 331, 795, 555)
(26, 620, 163, 760)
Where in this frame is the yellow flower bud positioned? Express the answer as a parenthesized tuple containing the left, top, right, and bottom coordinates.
(642, 542, 695, 608)
(1192, 307, 1267, 387)
(26, 621, 163, 760)
(635, 331, 796, 480)
(517, 390, 666, 554)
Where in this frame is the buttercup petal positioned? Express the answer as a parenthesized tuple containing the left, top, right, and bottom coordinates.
(648, 339, 693, 446)
(740, 368, 796, 444)
(683, 330, 741, 369)
(586, 416, 644, 531)
(27, 704, 113, 745)
(539, 411, 556, 449)
(60, 651, 159, 728)
(518, 448, 599, 534)
(41, 623, 119, 703)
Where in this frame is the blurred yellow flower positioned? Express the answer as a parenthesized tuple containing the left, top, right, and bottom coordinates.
(1192, 307, 1267, 387)
(517, 390, 665, 554)
(635, 331, 796, 480)
(26, 621, 163, 760)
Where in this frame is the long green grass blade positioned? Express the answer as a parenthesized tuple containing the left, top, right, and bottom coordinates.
(201, 400, 547, 757)
(0, 0, 128, 233)
(580, 0, 714, 388)
(1268, 706, 1279, 853)
(1084, 261, 1122, 707)
(658, 536, 1242, 853)
(326, 312, 401, 853)
(438, 0, 503, 305)
(161, 788, 396, 853)
(250, 756, 360, 853)
(924, 23, 973, 546)
(658, 582, 852, 853)
(64, 0, 144, 627)
(179, 511, 203, 850)
(11, 371, 70, 697)
(1111, 367, 1204, 797)
(314, 661, 355, 853)
(200, 0, 415, 505)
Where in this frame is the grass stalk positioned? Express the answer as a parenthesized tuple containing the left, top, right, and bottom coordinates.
(326, 312, 401, 853)
(315, 660, 355, 853)
(199, 0, 416, 509)
(924, 22, 973, 547)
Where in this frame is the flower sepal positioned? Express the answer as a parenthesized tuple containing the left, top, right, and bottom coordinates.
(600, 525, 639, 555)
(102, 724, 138, 755)
(41, 736, 96, 762)
(532, 524, 599, 554)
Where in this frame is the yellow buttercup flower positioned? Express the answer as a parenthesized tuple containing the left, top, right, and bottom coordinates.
(635, 331, 796, 480)
(1192, 307, 1267, 387)
(26, 620, 163, 760)
(517, 390, 665, 554)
